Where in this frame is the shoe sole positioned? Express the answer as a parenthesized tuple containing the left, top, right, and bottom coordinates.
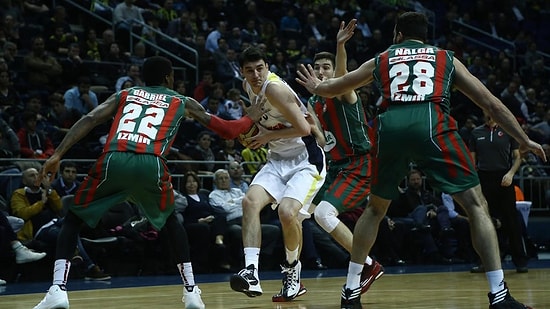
(229, 275, 262, 297)
(272, 283, 307, 302)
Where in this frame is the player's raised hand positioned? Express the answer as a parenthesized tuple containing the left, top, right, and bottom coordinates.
(337, 19, 357, 45)
(296, 64, 322, 95)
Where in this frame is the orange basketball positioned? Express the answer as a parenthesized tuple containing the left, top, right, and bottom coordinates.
(238, 124, 259, 147)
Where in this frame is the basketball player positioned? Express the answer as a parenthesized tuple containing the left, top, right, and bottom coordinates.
(307, 19, 383, 295)
(297, 12, 545, 309)
(228, 46, 327, 302)
(33, 56, 266, 309)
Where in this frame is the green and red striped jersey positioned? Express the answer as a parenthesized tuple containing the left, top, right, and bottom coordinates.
(308, 95, 371, 161)
(103, 86, 187, 158)
(373, 40, 455, 114)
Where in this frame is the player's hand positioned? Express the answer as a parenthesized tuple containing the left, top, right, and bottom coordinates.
(244, 125, 269, 149)
(37, 154, 61, 186)
(296, 64, 322, 95)
(245, 94, 270, 122)
(519, 140, 547, 162)
(337, 19, 357, 45)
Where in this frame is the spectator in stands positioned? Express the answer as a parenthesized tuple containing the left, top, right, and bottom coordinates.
(0, 210, 47, 285)
(186, 131, 219, 183)
(51, 161, 80, 197)
(0, 67, 22, 122)
(81, 29, 101, 62)
(10, 167, 110, 280)
(193, 70, 214, 103)
(194, 33, 215, 72)
(156, 0, 178, 31)
(174, 79, 187, 95)
(227, 161, 248, 193)
(140, 14, 162, 46)
(46, 24, 78, 58)
(391, 169, 452, 264)
(3, 14, 20, 44)
(209, 169, 281, 270)
(115, 64, 144, 92)
(241, 145, 267, 176)
(302, 13, 327, 45)
(179, 171, 228, 273)
(98, 28, 115, 60)
(128, 41, 146, 66)
(224, 88, 243, 120)
(165, 10, 196, 44)
(64, 76, 99, 115)
(458, 114, 479, 143)
(279, 7, 301, 36)
(500, 81, 528, 122)
(241, 18, 260, 45)
(226, 27, 243, 52)
(24, 36, 63, 92)
(215, 47, 242, 90)
(113, 0, 145, 49)
(59, 43, 88, 88)
(0, 117, 20, 159)
(46, 5, 71, 35)
(216, 139, 242, 164)
(531, 109, 550, 144)
(22, 0, 49, 25)
(46, 92, 82, 147)
(17, 111, 54, 159)
(205, 20, 227, 54)
(269, 50, 294, 84)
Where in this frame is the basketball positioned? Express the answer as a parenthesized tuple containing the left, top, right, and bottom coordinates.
(238, 123, 259, 147)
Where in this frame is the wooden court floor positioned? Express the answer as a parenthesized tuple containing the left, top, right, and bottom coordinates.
(2, 269, 549, 309)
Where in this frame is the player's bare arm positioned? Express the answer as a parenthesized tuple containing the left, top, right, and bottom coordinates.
(453, 57, 546, 161)
(39, 93, 119, 181)
(245, 83, 312, 149)
(296, 59, 375, 98)
(306, 104, 326, 148)
(335, 19, 358, 105)
(185, 96, 266, 140)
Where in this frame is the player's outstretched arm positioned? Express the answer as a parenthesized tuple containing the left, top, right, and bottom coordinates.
(296, 59, 375, 98)
(39, 93, 119, 182)
(185, 96, 265, 139)
(453, 57, 546, 162)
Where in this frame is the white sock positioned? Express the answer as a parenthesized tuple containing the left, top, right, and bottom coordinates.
(285, 246, 299, 265)
(365, 256, 373, 266)
(346, 262, 363, 290)
(53, 259, 71, 286)
(177, 262, 196, 289)
(486, 269, 505, 294)
(244, 247, 260, 269)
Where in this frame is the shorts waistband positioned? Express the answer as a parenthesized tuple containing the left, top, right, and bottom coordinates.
(268, 151, 308, 162)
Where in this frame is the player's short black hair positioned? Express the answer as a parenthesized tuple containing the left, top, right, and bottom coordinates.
(143, 56, 173, 86)
(395, 12, 428, 42)
(313, 52, 335, 67)
(239, 46, 268, 67)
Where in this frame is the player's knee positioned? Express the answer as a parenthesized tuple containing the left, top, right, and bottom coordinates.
(314, 201, 340, 233)
(242, 196, 263, 214)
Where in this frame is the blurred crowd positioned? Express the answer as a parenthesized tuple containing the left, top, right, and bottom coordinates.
(1, 0, 550, 281)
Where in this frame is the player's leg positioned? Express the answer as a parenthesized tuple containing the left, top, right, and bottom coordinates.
(230, 168, 276, 297)
(164, 213, 205, 309)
